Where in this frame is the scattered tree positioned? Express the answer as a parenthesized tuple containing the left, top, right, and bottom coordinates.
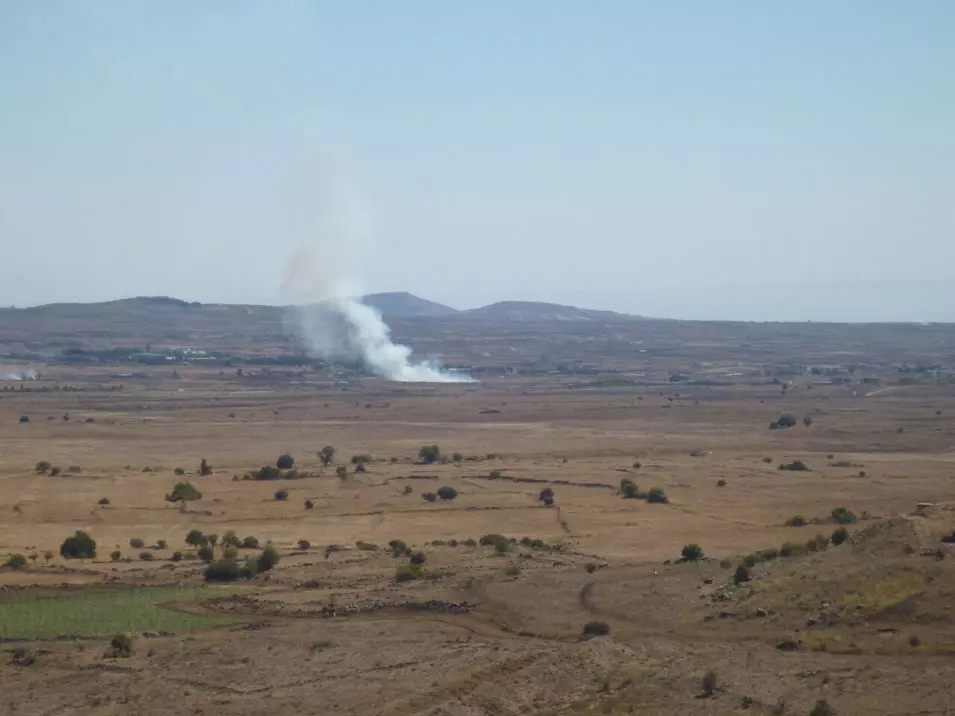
(304, 499, 314, 510)
(436, 486, 458, 501)
(297, 539, 311, 551)
(681, 544, 704, 561)
(786, 515, 807, 527)
(646, 487, 669, 504)
(60, 530, 96, 559)
(185, 529, 208, 547)
(241, 535, 259, 549)
(139, 552, 154, 561)
(716, 479, 727, 487)
(734, 564, 751, 585)
(276, 454, 294, 470)
(409, 551, 426, 565)
(831, 507, 857, 524)
(452, 452, 463, 462)
(539, 487, 555, 502)
(418, 445, 440, 464)
(221, 530, 240, 548)
(350, 454, 373, 465)
(4, 554, 27, 570)
(197, 545, 214, 562)
(204, 558, 241, 582)
(336, 465, 348, 480)
(257, 545, 280, 573)
(831, 526, 850, 545)
(252, 465, 281, 481)
(174, 467, 186, 476)
(318, 446, 335, 467)
(49, 466, 61, 476)
(395, 565, 420, 582)
(109, 633, 134, 658)
(775, 413, 797, 429)
(165, 482, 202, 502)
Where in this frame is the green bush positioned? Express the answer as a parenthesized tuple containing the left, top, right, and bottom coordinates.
(395, 565, 421, 582)
(437, 486, 458, 501)
(5, 554, 27, 570)
(831, 507, 857, 524)
(165, 482, 202, 502)
(109, 633, 134, 658)
(785, 515, 807, 527)
(582, 620, 610, 637)
(409, 551, 426, 565)
(276, 454, 294, 469)
(681, 544, 704, 561)
(252, 465, 281, 481)
(139, 552, 154, 561)
(241, 536, 260, 549)
(831, 526, 850, 545)
(646, 487, 668, 504)
(60, 530, 96, 559)
(185, 530, 207, 547)
(256, 545, 280, 573)
(388, 540, 409, 556)
(174, 467, 185, 476)
(221, 530, 240, 548)
(204, 558, 241, 582)
(318, 446, 336, 467)
(197, 545, 214, 562)
(418, 445, 440, 464)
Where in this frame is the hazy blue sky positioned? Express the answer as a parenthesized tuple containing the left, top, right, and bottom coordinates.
(1, 2, 953, 320)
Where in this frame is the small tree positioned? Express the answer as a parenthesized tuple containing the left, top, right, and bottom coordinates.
(206, 534, 218, 548)
(297, 539, 311, 551)
(646, 487, 668, 504)
(831, 526, 850, 545)
(681, 544, 704, 561)
(256, 545, 280, 573)
(318, 446, 335, 467)
(43, 551, 53, 565)
(437, 486, 458, 501)
(5, 554, 27, 570)
(277, 454, 294, 469)
(60, 530, 96, 559)
(185, 529, 208, 547)
(165, 482, 202, 502)
(831, 507, 857, 524)
(197, 545, 214, 562)
(418, 445, 440, 464)
(221, 530, 240, 548)
(336, 465, 348, 480)
(204, 558, 240, 582)
(733, 564, 751, 585)
(174, 467, 186, 476)
(452, 452, 463, 462)
(409, 551, 426, 565)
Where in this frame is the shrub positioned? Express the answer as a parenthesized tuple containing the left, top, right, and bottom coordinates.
(139, 552, 154, 561)
(274, 489, 289, 501)
(831, 527, 849, 545)
(719, 558, 733, 569)
(199, 459, 212, 476)
(778, 460, 810, 472)
(68, 465, 82, 473)
(142, 466, 153, 473)
(809, 699, 835, 716)
(418, 445, 440, 464)
(402, 485, 412, 495)
(448, 539, 458, 547)
(304, 499, 314, 510)
(256, 545, 280, 573)
(858, 470, 866, 478)
(318, 446, 336, 467)
(620, 477, 643, 499)
(716, 479, 727, 487)
(297, 539, 311, 551)
(129, 538, 145, 549)
(356, 541, 378, 551)
(197, 545, 214, 562)
(681, 544, 703, 561)
(109, 633, 134, 658)
(165, 482, 202, 502)
(336, 465, 348, 480)
(60, 531, 96, 559)
(702, 670, 718, 697)
(5, 554, 27, 570)
(803, 416, 813, 427)
(252, 465, 281, 481)
(539, 487, 554, 502)
(775, 414, 797, 429)
(171, 552, 183, 562)
(35, 461, 52, 474)
(241, 536, 259, 549)
(733, 564, 751, 585)
(437, 486, 458, 501)
(110, 550, 122, 561)
(422, 492, 437, 503)
(582, 621, 610, 637)
(452, 452, 463, 462)
(489, 469, 502, 479)
(646, 487, 668, 504)
(388, 540, 409, 556)
(632, 461, 642, 469)
(204, 558, 241, 582)
(785, 515, 807, 527)
(779, 542, 804, 558)
(276, 454, 294, 469)
(831, 507, 856, 524)
(395, 565, 421, 582)
(494, 540, 509, 555)
(350, 454, 372, 465)
(50, 467, 61, 476)
(174, 467, 185, 476)
(762, 456, 773, 464)
(221, 530, 240, 548)
(98, 497, 110, 506)
(480, 533, 509, 551)
(185, 530, 207, 547)
(409, 551, 426, 565)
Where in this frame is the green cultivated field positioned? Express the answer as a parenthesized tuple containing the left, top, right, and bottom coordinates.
(0, 586, 241, 639)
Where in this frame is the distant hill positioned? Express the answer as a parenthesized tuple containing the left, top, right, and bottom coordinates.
(464, 301, 631, 322)
(360, 292, 458, 318)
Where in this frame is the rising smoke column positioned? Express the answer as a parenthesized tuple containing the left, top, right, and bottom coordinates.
(281, 156, 472, 383)
(0, 368, 38, 381)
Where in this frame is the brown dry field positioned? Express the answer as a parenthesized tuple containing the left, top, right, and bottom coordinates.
(2, 365, 955, 715)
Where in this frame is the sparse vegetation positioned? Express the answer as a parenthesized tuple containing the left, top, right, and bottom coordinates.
(831, 507, 857, 524)
(5, 554, 27, 570)
(395, 565, 421, 582)
(185, 530, 207, 547)
(418, 445, 440, 464)
(165, 482, 202, 502)
(60, 531, 96, 559)
(204, 558, 241, 582)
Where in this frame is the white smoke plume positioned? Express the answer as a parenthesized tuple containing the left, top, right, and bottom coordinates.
(281, 154, 472, 384)
(0, 368, 38, 381)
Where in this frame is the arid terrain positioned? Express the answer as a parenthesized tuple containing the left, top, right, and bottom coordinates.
(2, 297, 955, 715)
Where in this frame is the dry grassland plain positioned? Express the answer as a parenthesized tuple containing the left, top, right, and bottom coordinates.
(2, 334, 955, 715)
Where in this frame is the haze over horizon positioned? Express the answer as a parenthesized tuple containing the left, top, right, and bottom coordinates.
(2, 2, 953, 322)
